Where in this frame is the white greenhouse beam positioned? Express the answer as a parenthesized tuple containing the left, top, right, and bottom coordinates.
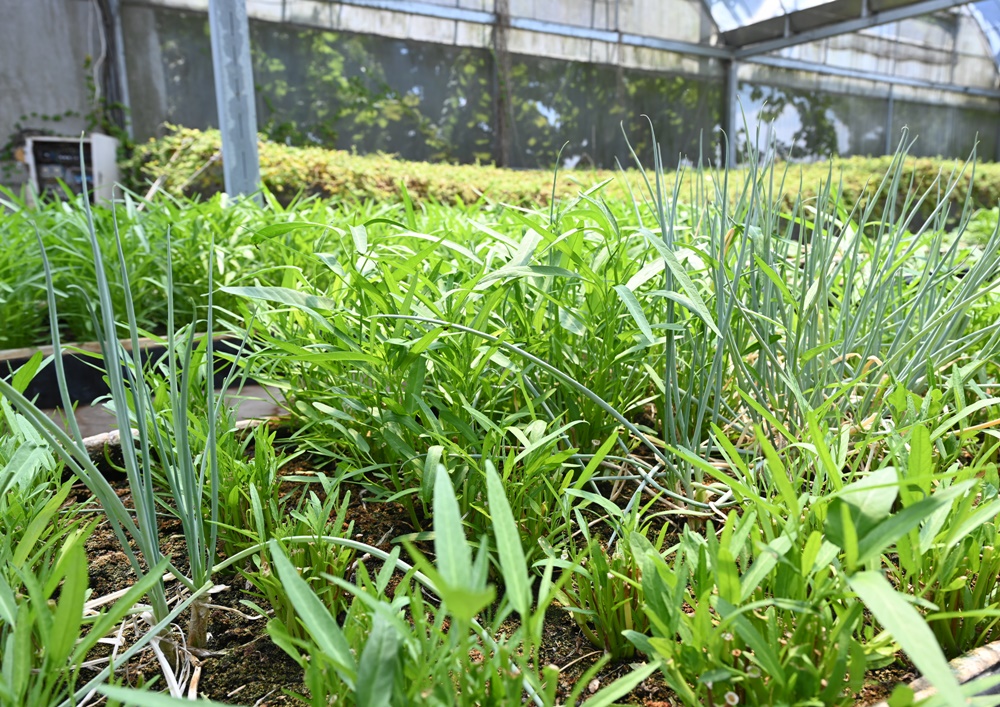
(332, 0, 493, 23)
(208, 0, 261, 199)
(733, 0, 973, 58)
(749, 54, 1000, 97)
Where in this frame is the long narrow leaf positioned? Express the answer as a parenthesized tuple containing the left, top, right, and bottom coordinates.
(848, 571, 963, 704)
(485, 461, 531, 617)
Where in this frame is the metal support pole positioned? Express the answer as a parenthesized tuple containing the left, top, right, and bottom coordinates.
(723, 59, 739, 166)
(995, 102, 1000, 162)
(492, 0, 513, 167)
(107, 0, 133, 140)
(208, 0, 261, 199)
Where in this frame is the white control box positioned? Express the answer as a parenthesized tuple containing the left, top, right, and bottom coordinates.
(24, 134, 119, 204)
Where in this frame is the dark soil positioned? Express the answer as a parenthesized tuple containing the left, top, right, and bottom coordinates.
(74, 445, 681, 706)
(72, 442, 917, 706)
(855, 661, 918, 706)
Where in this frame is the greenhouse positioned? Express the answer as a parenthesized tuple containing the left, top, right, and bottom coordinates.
(3, 1, 1000, 706)
(4, 0, 1000, 175)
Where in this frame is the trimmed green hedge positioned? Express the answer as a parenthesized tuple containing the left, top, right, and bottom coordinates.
(124, 127, 1000, 219)
(123, 127, 581, 206)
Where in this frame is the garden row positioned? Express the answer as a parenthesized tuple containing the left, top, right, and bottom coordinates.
(5, 130, 999, 351)
(1, 140, 1000, 705)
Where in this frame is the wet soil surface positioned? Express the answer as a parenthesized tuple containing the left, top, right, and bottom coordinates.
(75, 441, 914, 705)
(76, 449, 681, 705)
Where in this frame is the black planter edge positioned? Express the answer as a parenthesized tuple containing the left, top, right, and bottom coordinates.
(1, 336, 250, 409)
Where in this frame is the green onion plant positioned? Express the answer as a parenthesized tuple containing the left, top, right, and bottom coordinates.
(0, 150, 245, 696)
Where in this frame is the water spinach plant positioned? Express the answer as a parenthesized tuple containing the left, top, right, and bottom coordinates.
(218, 133, 1000, 704)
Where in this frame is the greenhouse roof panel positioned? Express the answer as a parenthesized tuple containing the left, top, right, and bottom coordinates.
(971, 0, 1000, 60)
(710, 0, 972, 54)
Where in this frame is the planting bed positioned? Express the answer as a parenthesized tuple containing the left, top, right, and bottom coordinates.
(64, 432, 921, 705)
(46, 421, 967, 706)
(74, 442, 680, 705)
(2, 139, 1000, 707)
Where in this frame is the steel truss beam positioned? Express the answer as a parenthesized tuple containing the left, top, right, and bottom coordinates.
(732, 0, 972, 58)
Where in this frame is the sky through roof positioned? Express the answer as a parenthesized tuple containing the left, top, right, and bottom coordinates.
(705, 0, 1000, 71)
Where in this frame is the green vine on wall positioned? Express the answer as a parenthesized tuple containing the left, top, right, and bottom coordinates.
(1, 55, 132, 182)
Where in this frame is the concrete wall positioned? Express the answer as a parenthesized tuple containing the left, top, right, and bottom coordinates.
(120, 5, 171, 143)
(138, 0, 718, 68)
(778, 14, 999, 88)
(131, 0, 998, 88)
(0, 0, 106, 188)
